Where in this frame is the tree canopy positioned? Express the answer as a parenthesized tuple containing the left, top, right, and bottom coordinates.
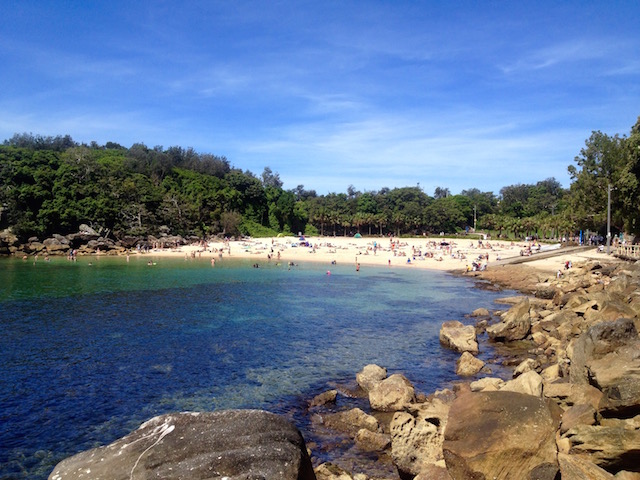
(2, 116, 639, 242)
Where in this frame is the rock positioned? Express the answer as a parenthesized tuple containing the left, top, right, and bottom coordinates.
(501, 370, 543, 397)
(48, 410, 316, 480)
(356, 364, 387, 392)
(0, 228, 19, 254)
(564, 422, 640, 472)
(369, 373, 415, 412)
(560, 404, 597, 434)
(439, 320, 479, 354)
(390, 398, 450, 478)
(569, 318, 638, 385)
(513, 357, 538, 377)
(24, 241, 44, 253)
(414, 464, 452, 480)
(588, 343, 640, 418)
(314, 462, 353, 480)
(443, 391, 560, 480)
(470, 308, 490, 317)
(486, 297, 531, 342)
(541, 363, 561, 382)
(43, 237, 70, 253)
(455, 351, 485, 377)
(354, 428, 391, 451)
(469, 377, 504, 392)
(79, 224, 99, 236)
(309, 389, 338, 408)
(615, 472, 640, 480)
(323, 408, 379, 436)
(558, 453, 615, 480)
(543, 383, 603, 410)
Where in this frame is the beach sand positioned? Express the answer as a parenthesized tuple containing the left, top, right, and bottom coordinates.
(143, 236, 609, 274)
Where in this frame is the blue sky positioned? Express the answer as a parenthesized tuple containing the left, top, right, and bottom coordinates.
(1, 1, 638, 196)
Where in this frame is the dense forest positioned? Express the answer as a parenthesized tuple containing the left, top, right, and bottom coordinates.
(1, 116, 639, 243)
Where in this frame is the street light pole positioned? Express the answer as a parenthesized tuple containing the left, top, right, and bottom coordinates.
(606, 183, 612, 255)
(473, 205, 477, 232)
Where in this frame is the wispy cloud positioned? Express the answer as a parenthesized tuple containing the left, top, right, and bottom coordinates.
(499, 40, 611, 74)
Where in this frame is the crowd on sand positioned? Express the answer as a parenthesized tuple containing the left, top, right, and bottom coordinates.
(141, 235, 605, 275)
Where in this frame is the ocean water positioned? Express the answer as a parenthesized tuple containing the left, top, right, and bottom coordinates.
(0, 255, 511, 479)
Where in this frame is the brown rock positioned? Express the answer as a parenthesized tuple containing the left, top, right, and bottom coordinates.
(560, 404, 597, 434)
(323, 407, 379, 436)
(355, 364, 387, 392)
(439, 320, 479, 354)
(558, 453, 615, 480)
(309, 389, 338, 408)
(501, 370, 543, 397)
(443, 391, 560, 480)
(369, 373, 415, 412)
(354, 428, 391, 451)
(486, 297, 531, 342)
(390, 398, 450, 478)
(564, 423, 640, 472)
(455, 351, 485, 377)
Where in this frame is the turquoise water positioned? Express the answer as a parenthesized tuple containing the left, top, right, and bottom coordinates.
(0, 255, 510, 479)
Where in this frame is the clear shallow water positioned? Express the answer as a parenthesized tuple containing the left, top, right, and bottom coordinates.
(0, 256, 510, 479)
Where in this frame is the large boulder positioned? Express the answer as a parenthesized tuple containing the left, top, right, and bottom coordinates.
(486, 297, 531, 342)
(369, 373, 415, 412)
(439, 320, 479, 354)
(48, 410, 316, 480)
(0, 228, 19, 254)
(569, 318, 638, 385)
(390, 398, 450, 478)
(589, 344, 640, 418)
(43, 237, 70, 253)
(443, 391, 560, 480)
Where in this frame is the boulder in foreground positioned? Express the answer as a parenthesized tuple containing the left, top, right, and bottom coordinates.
(48, 410, 316, 480)
(443, 391, 560, 480)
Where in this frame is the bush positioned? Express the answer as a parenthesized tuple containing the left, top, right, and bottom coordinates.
(239, 219, 279, 238)
(303, 223, 319, 236)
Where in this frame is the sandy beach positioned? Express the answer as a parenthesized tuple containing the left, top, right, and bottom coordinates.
(143, 236, 609, 274)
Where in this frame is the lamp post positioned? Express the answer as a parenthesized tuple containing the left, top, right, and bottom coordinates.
(606, 183, 612, 255)
(473, 205, 477, 232)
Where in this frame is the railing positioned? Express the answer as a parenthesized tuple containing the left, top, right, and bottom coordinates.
(616, 244, 640, 258)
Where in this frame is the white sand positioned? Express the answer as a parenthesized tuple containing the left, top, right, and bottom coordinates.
(142, 236, 607, 273)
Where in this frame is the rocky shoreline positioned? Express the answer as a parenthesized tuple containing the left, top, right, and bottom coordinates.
(0, 225, 195, 256)
(48, 257, 640, 479)
(302, 259, 640, 479)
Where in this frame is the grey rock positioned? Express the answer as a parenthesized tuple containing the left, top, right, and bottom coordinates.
(48, 410, 316, 480)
